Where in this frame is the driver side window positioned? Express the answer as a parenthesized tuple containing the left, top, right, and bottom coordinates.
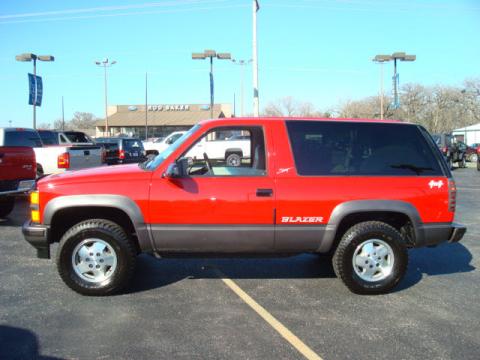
(182, 126, 266, 177)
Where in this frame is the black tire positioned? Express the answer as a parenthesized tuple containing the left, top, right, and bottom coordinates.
(477, 160, 480, 171)
(226, 153, 242, 167)
(0, 197, 15, 218)
(332, 221, 408, 295)
(448, 157, 454, 170)
(56, 219, 137, 296)
(459, 156, 466, 168)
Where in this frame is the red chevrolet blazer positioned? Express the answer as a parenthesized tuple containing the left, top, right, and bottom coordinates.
(23, 118, 466, 295)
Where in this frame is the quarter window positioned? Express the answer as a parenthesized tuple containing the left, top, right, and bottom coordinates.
(286, 121, 443, 176)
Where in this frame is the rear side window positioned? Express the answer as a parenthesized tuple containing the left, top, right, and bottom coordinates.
(4, 130, 43, 147)
(286, 121, 443, 176)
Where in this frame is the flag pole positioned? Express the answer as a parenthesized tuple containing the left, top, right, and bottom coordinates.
(252, 0, 259, 117)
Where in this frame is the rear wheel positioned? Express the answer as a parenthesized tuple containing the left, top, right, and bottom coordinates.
(0, 197, 15, 218)
(226, 153, 242, 167)
(332, 221, 408, 295)
(56, 219, 137, 296)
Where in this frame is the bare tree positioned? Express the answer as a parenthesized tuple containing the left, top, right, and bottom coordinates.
(53, 112, 97, 131)
(263, 97, 324, 117)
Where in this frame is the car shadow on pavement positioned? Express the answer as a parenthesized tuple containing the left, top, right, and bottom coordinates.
(128, 243, 475, 294)
(0, 325, 63, 360)
(127, 253, 335, 294)
(396, 242, 475, 291)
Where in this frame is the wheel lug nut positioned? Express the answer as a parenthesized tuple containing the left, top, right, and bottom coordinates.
(89, 264, 93, 268)
(86, 258, 90, 262)
(96, 265, 100, 269)
(100, 259, 104, 263)
(365, 260, 368, 264)
(96, 253, 100, 256)
(89, 253, 93, 256)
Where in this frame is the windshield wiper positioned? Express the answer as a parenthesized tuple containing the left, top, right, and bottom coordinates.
(390, 163, 433, 175)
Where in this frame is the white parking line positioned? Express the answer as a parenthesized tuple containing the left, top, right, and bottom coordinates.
(213, 268, 323, 360)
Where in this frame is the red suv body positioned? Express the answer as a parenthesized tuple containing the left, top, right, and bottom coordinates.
(22, 118, 466, 295)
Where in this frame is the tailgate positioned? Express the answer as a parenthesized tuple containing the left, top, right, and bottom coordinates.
(0, 147, 36, 181)
(68, 146, 103, 169)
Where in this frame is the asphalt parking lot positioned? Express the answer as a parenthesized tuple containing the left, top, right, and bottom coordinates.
(1, 166, 479, 360)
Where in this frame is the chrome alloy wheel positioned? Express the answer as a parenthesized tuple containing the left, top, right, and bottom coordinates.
(71, 239, 117, 283)
(352, 239, 394, 282)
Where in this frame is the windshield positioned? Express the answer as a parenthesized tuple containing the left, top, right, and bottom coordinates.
(143, 125, 200, 170)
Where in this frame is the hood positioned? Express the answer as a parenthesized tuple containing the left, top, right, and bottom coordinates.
(38, 163, 151, 187)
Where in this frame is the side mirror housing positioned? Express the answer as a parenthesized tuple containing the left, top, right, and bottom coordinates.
(163, 158, 190, 178)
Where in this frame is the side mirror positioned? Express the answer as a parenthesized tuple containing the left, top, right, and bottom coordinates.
(166, 137, 174, 145)
(163, 158, 190, 178)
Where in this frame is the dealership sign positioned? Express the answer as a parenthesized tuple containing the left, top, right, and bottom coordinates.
(147, 104, 190, 111)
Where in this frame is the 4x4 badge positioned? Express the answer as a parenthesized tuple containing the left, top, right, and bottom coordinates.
(428, 180, 444, 189)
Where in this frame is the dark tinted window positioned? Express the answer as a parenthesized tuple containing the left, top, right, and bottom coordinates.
(4, 130, 43, 147)
(38, 131, 59, 145)
(123, 139, 144, 151)
(63, 132, 92, 143)
(286, 121, 443, 176)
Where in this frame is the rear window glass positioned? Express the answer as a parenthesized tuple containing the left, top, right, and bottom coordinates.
(38, 131, 58, 145)
(123, 139, 144, 151)
(4, 130, 43, 147)
(64, 132, 92, 143)
(286, 121, 443, 176)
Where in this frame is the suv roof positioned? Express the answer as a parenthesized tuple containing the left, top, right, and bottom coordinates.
(198, 117, 406, 127)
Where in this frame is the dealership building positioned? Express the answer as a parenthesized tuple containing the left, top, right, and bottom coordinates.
(95, 103, 232, 138)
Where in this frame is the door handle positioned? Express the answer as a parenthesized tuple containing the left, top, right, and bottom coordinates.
(256, 188, 273, 197)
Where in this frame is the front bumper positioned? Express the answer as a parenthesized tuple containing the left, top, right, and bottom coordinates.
(0, 179, 35, 196)
(22, 220, 50, 259)
(420, 222, 467, 247)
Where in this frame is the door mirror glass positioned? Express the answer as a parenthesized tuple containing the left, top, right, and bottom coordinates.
(164, 158, 190, 178)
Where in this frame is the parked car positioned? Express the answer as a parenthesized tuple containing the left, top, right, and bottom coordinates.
(469, 143, 480, 163)
(38, 130, 95, 146)
(143, 131, 186, 157)
(186, 130, 251, 167)
(432, 133, 466, 168)
(22, 117, 466, 296)
(0, 146, 36, 217)
(95, 137, 146, 165)
(477, 147, 480, 171)
(0, 128, 104, 176)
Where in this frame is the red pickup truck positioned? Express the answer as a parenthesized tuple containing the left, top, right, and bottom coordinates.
(22, 117, 466, 295)
(0, 146, 36, 217)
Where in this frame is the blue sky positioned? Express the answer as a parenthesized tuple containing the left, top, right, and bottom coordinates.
(0, 0, 479, 128)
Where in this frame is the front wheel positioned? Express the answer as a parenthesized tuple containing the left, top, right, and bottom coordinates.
(459, 156, 466, 168)
(332, 221, 408, 295)
(56, 219, 137, 296)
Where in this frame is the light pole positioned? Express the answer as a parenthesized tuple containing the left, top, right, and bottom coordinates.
(192, 50, 231, 119)
(252, 0, 260, 117)
(232, 59, 252, 117)
(15, 53, 54, 129)
(95, 58, 116, 136)
(372, 55, 392, 119)
(390, 52, 416, 109)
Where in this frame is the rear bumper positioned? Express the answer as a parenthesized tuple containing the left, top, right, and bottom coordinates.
(22, 220, 50, 259)
(0, 179, 35, 196)
(420, 222, 467, 247)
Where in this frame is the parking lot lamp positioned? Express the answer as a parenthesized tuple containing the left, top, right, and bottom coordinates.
(391, 52, 416, 109)
(192, 50, 231, 119)
(232, 59, 252, 117)
(372, 55, 392, 119)
(15, 53, 55, 129)
(95, 59, 116, 137)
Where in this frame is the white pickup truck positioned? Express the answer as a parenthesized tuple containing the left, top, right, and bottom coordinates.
(0, 128, 104, 176)
(186, 133, 251, 167)
(143, 131, 186, 157)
